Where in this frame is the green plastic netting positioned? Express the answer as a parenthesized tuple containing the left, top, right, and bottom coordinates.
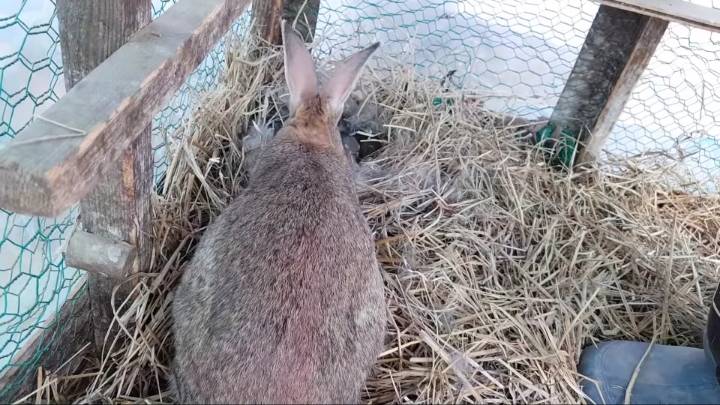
(1, 1, 78, 399)
(2, 0, 720, 399)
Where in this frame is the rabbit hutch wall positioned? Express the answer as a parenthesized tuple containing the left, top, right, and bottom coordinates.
(1, 0, 720, 402)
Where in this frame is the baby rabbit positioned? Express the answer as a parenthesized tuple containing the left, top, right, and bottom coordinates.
(171, 22, 386, 404)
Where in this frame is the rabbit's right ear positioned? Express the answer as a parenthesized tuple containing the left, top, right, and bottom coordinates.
(281, 20, 318, 115)
(322, 42, 379, 119)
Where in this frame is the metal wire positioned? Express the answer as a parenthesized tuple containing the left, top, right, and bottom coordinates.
(1, 0, 719, 398)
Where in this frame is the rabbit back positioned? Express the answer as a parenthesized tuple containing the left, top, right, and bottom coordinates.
(171, 139, 386, 404)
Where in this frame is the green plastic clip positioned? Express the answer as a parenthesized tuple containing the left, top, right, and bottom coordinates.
(535, 123, 555, 145)
(556, 128, 578, 168)
(432, 96, 455, 107)
(533, 123, 579, 169)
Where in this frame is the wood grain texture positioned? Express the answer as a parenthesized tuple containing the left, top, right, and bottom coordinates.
(65, 228, 138, 279)
(82, 126, 153, 352)
(0, 0, 251, 217)
(549, 5, 667, 163)
(581, 17, 668, 162)
(251, 0, 321, 44)
(599, 0, 720, 32)
(57, 0, 153, 362)
(57, 0, 152, 89)
(251, 0, 284, 45)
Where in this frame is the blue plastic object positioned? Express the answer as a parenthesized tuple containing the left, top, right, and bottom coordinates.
(579, 340, 720, 404)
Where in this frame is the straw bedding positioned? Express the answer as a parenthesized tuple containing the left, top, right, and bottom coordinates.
(21, 40, 720, 404)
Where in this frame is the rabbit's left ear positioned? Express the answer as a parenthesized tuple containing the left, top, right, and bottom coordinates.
(323, 43, 380, 118)
(282, 20, 319, 115)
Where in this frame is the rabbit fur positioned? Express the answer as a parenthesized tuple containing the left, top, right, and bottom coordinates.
(170, 21, 386, 404)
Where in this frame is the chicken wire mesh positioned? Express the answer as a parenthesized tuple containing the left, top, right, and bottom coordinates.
(0, 0, 80, 398)
(1, 0, 720, 398)
(0, 0, 231, 398)
(317, 0, 720, 192)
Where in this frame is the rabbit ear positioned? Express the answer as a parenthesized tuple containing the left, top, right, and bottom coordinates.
(281, 20, 318, 114)
(323, 42, 380, 118)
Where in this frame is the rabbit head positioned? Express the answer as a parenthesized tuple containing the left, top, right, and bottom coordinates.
(279, 21, 379, 153)
(171, 23, 387, 404)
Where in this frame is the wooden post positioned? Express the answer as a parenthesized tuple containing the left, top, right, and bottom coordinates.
(549, 5, 667, 164)
(66, 229, 138, 280)
(57, 0, 153, 353)
(600, 0, 720, 33)
(251, 0, 321, 44)
(251, 0, 283, 45)
(0, 1, 251, 399)
(285, 0, 321, 43)
(0, 0, 251, 217)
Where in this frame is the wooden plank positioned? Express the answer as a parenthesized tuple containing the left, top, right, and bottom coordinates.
(56, 0, 154, 355)
(549, 5, 668, 164)
(581, 16, 669, 162)
(57, 0, 152, 89)
(285, 0, 322, 43)
(599, 0, 720, 32)
(81, 125, 153, 353)
(65, 228, 138, 279)
(251, 0, 283, 45)
(250, 0, 321, 45)
(0, 0, 251, 218)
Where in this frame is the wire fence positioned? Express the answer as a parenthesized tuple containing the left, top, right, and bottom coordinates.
(0, 0, 248, 394)
(1, 0, 720, 399)
(1, 1, 80, 398)
(317, 0, 720, 191)
(0, 0, 187, 398)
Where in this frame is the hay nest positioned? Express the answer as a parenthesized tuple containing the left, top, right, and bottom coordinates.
(22, 40, 720, 404)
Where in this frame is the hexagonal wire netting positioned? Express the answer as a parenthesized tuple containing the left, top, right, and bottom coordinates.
(315, 0, 720, 192)
(0, 0, 79, 398)
(1, 0, 720, 398)
(0, 0, 240, 398)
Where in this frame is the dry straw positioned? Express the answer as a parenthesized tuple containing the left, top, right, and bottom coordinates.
(20, 38, 720, 404)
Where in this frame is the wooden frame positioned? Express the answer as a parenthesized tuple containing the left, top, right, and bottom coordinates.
(0, 0, 321, 400)
(1, 0, 716, 395)
(0, 0, 250, 400)
(599, 0, 720, 32)
(251, 0, 321, 44)
(56, 0, 155, 362)
(0, 0, 250, 218)
(550, 5, 667, 163)
(554, 0, 720, 164)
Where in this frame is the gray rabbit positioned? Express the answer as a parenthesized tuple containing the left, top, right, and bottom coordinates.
(170, 22, 386, 404)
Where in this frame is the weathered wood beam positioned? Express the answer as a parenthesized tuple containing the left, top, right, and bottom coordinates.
(251, 0, 321, 45)
(251, 0, 283, 45)
(79, 125, 153, 354)
(549, 5, 667, 164)
(599, 0, 720, 33)
(57, 0, 152, 90)
(65, 228, 137, 279)
(285, 0, 321, 43)
(0, 0, 251, 218)
(56, 0, 152, 362)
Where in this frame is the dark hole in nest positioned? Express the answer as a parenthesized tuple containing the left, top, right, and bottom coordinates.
(339, 94, 387, 162)
(245, 92, 389, 165)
